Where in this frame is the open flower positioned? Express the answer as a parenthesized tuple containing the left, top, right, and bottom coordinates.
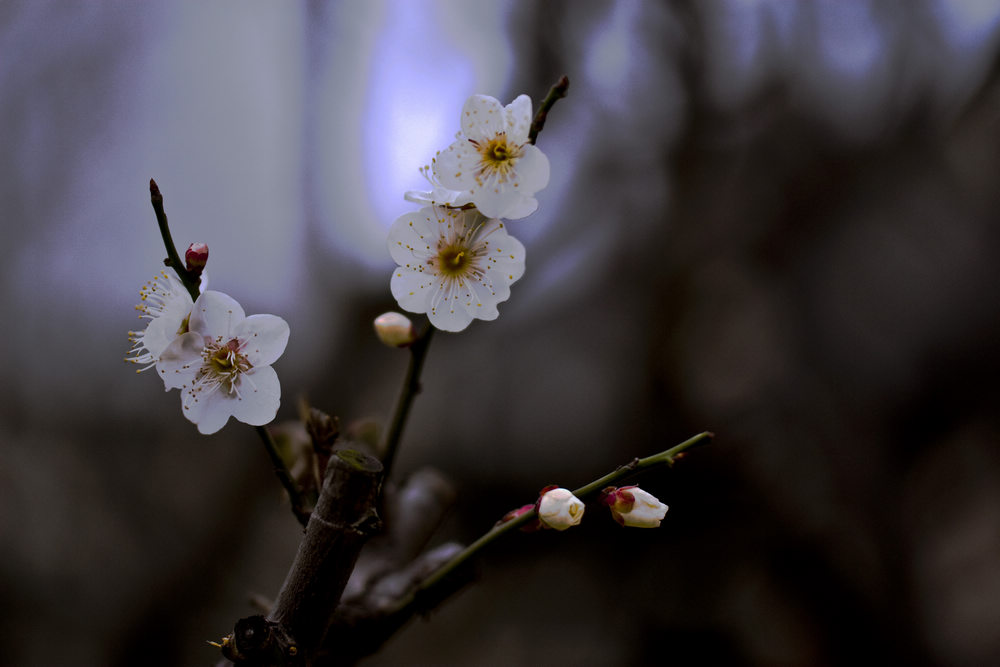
(432, 94, 550, 220)
(156, 291, 289, 434)
(537, 486, 585, 531)
(126, 268, 194, 374)
(388, 205, 525, 332)
(600, 486, 669, 528)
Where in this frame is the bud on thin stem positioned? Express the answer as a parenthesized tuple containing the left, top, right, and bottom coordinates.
(374, 312, 417, 348)
(537, 486, 585, 531)
(185, 242, 209, 276)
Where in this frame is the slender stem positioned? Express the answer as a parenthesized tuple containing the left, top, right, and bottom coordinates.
(149, 178, 200, 301)
(149, 180, 308, 529)
(572, 430, 714, 498)
(413, 431, 713, 596)
(380, 326, 435, 480)
(528, 75, 570, 145)
(257, 425, 310, 528)
(377, 78, 565, 479)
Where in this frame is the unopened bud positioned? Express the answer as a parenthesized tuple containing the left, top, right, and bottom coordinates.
(496, 503, 542, 532)
(374, 311, 416, 347)
(185, 242, 209, 275)
(537, 486, 585, 531)
(599, 486, 668, 528)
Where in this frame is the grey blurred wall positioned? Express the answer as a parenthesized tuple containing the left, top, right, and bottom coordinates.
(3, 1, 1000, 665)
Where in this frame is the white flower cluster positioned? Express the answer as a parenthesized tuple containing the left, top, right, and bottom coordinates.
(387, 94, 550, 332)
(126, 269, 289, 434)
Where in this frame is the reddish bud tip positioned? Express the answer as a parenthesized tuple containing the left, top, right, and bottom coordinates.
(185, 243, 209, 274)
(598, 486, 618, 506)
(496, 503, 539, 531)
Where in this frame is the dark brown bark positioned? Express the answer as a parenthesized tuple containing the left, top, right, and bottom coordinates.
(220, 449, 383, 666)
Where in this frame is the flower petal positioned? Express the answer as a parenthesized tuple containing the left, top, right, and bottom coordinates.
(515, 144, 550, 192)
(156, 331, 206, 390)
(391, 268, 437, 314)
(481, 225, 526, 282)
(498, 195, 538, 220)
(468, 180, 511, 219)
(141, 311, 188, 359)
(427, 296, 475, 331)
(504, 94, 533, 143)
(388, 208, 438, 267)
(404, 186, 472, 208)
(234, 314, 289, 367)
(230, 365, 281, 426)
(463, 277, 500, 320)
(484, 269, 513, 304)
(183, 388, 233, 435)
(433, 139, 477, 192)
(460, 94, 504, 140)
(190, 291, 246, 339)
(426, 279, 475, 332)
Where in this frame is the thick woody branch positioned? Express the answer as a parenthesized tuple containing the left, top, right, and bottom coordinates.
(219, 449, 384, 666)
(313, 468, 462, 665)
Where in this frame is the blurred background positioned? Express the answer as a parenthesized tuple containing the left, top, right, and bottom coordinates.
(3, 0, 1000, 664)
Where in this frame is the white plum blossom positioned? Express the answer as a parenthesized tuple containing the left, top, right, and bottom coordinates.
(388, 205, 526, 332)
(156, 290, 289, 435)
(537, 487, 585, 531)
(601, 486, 669, 528)
(126, 268, 194, 374)
(432, 94, 550, 220)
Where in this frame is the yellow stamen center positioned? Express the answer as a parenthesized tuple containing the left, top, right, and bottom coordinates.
(204, 338, 252, 394)
(438, 245, 471, 277)
(477, 136, 520, 181)
(490, 141, 509, 161)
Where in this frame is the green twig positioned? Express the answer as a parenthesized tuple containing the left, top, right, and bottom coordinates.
(412, 430, 713, 598)
(380, 326, 435, 480)
(528, 75, 569, 145)
(257, 425, 311, 528)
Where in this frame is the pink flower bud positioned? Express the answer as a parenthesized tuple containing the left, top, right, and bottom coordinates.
(537, 486, 585, 531)
(374, 312, 417, 347)
(496, 503, 542, 532)
(185, 242, 209, 275)
(600, 486, 668, 528)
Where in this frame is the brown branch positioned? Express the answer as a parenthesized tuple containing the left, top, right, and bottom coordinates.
(257, 425, 312, 527)
(528, 75, 569, 144)
(218, 449, 384, 665)
(379, 325, 434, 480)
(340, 467, 457, 606)
(316, 542, 470, 666)
(149, 178, 200, 301)
(315, 468, 463, 665)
